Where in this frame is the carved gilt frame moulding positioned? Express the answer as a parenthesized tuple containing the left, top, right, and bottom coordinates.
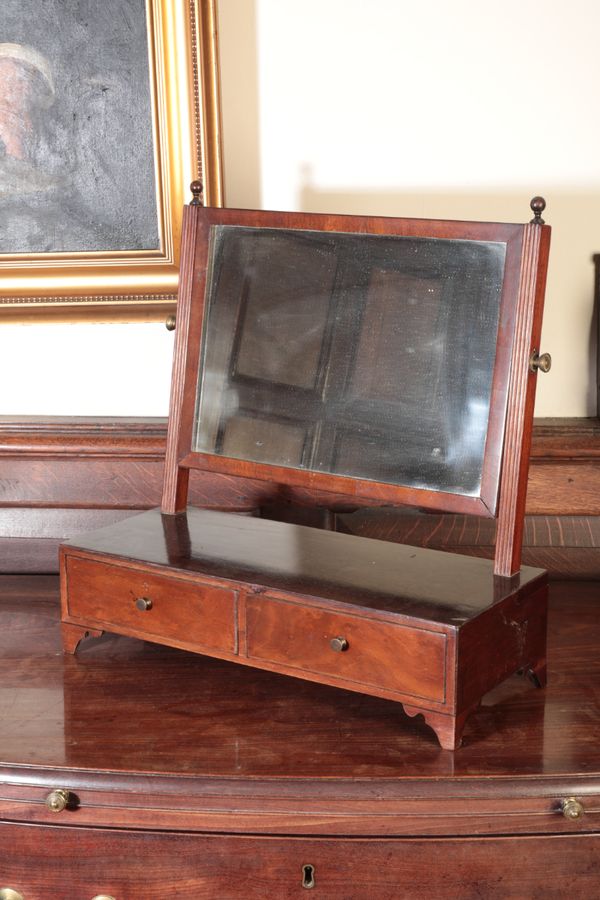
(0, 0, 223, 323)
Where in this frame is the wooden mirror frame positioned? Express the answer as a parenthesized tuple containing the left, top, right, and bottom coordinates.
(162, 196, 550, 577)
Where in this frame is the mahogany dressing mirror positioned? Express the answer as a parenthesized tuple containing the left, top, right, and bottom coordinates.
(60, 195, 551, 751)
(162, 198, 550, 576)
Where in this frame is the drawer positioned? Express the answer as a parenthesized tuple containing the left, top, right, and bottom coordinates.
(64, 555, 236, 654)
(1, 822, 600, 898)
(246, 595, 447, 703)
(1, 781, 599, 838)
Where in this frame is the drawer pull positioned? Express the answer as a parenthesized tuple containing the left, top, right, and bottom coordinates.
(45, 788, 72, 812)
(561, 797, 585, 820)
(330, 636, 348, 653)
(135, 597, 153, 612)
(302, 864, 315, 889)
(0, 890, 25, 900)
(91, 896, 116, 900)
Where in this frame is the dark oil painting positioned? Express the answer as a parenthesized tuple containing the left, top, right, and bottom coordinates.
(0, 0, 159, 254)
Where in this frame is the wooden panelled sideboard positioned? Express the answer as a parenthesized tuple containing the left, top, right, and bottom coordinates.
(2, 416, 600, 578)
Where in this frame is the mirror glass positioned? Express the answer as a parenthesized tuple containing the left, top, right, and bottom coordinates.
(192, 225, 507, 497)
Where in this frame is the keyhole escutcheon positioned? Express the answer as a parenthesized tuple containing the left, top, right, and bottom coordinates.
(302, 863, 316, 889)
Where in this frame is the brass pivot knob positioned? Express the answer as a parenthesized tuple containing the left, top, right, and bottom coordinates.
(330, 636, 349, 652)
(135, 597, 153, 612)
(45, 788, 72, 812)
(561, 797, 585, 820)
(165, 314, 176, 331)
(529, 350, 552, 373)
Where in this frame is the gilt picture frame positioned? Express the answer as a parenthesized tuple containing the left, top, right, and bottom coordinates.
(0, 0, 223, 322)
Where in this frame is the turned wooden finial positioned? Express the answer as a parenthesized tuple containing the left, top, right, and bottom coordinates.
(529, 196, 546, 225)
(190, 180, 204, 206)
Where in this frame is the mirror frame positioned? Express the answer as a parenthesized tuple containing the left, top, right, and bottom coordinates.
(163, 203, 550, 576)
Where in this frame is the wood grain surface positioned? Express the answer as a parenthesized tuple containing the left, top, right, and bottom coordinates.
(0, 823, 598, 899)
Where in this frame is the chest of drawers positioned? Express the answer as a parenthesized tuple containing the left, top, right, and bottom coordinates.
(0, 575, 598, 897)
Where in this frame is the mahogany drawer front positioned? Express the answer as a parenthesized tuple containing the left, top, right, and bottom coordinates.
(64, 555, 236, 654)
(246, 595, 447, 703)
(2, 781, 600, 837)
(1, 822, 600, 899)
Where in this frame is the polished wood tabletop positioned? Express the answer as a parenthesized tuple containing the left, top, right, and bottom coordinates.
(0, 574, 598, 781)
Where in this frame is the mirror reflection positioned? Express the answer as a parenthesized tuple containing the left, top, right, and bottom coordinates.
(193, 225, 506, 496)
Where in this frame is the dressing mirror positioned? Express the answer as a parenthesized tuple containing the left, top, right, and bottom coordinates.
(162, 198, 550, 576)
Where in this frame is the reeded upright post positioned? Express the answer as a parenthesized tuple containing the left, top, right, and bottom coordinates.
(161, 182, 204, 514)
(494, 197, 551, 576)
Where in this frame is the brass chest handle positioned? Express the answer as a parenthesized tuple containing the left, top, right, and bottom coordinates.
(561, 797, 585, 820)
(45, 788, 72, 812)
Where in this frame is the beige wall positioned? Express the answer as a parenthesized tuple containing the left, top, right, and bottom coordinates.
(219, 0, 600, 417)
(1, 0, 597, 416)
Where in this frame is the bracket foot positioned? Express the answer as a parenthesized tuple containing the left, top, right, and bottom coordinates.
(403, 704, 475, 751)
(62, 623, 103, 655)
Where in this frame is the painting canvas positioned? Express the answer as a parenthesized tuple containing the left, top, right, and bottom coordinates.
(0, 0, 159, 254)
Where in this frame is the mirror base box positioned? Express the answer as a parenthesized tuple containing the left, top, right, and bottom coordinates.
(60, 507, 548, 750)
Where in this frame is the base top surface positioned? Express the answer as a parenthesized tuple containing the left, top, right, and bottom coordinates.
(62, 508, 546, 625)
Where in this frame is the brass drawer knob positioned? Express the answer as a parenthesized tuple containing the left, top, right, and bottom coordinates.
(135, 597, 153, 612)
(0, 890, 25, 900)
(91, 896, 117, 900)
(529, 350, 552, 373)
(561, 797, 585, 820)
(45, 788, 72, 812)
(330, 636, 349, 653)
